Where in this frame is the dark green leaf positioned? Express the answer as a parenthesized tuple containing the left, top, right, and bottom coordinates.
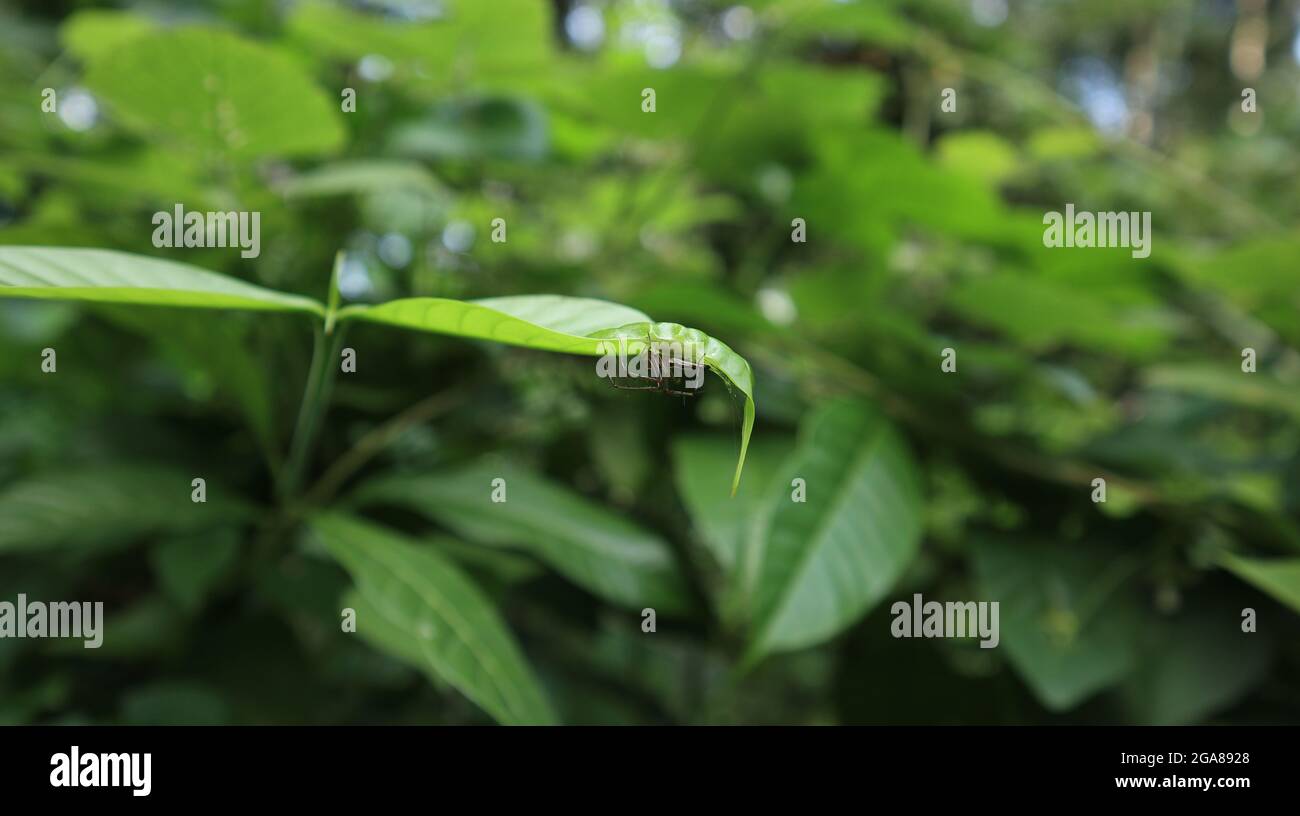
(353, 459, 693, 615)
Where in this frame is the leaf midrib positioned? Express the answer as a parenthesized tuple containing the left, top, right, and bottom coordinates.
(343, 531, 542, 723)
(756, 419, 889, 648)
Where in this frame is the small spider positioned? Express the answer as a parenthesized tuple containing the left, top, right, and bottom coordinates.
(606, 333, 704, 398)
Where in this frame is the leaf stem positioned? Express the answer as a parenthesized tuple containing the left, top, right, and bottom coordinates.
(280, 319, 346, 501)
(303, 386, 465, 507)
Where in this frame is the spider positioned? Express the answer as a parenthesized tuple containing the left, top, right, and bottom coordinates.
(606, 333, 705, 398)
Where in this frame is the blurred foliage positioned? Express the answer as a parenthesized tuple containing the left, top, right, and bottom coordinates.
(1, 0, 1299, 724)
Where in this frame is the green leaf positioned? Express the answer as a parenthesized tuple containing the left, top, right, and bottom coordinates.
(340, 297, 756, 493)
(947, 272, 1170, 359)
(972, 538, 1143, 711)
(564, 65, 733, 142)
(1123, 597, 1272, 725)
(1026, 126, 1103, 161)
(426, 535, 543, 588)
(353, 459, 693, 615)
(592, 321, 756, 496)
(0, 466, 247, 554)
(277, 160, 447, 199)
(764, 0, 914, 47)
(287, 0, 552, 81)
(0, 151, 211, 208)
(97, 305, 281, 459)
(1180, 233, 1300, 306)
(1220, 553, 1300, 614)
(60, 9, 156, 66)
(340, 589, 427, 669)
(390, 97, 549, 162)
(86, 27, 345, 159)
(936, 131, 1021, 186)
(310, 513, 557, 726)
(742, 401, 923, 660)
(0, 247, 324, 314)
(338, 295, 653, 353)
(150, 529, 241, 613)
(286, 0, 441, 65)
(1145, 364, 1300, 421)
(1, 248, 754, 491)
(798, 129, 1011, 252)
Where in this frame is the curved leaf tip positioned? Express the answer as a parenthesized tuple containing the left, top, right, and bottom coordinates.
(590, 321, 754, 495)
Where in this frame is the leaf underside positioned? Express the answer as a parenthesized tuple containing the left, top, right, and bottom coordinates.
(0, 247, 323, 314)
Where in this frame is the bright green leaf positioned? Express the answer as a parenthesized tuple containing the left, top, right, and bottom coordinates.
(1220, 553, 1300, 614)
(339, 295, 653, 353)
(948, 272, 1170, 358)
(287, 0, 552, 81)
(277, 160, 447, 199)
(86, 27, 345, 159)
(936, 131, 1021, 186)
(311, 513, 557, 725)
(742, 400, 923, 661)
(1027, 126, 1103, 161)
(60, 9, 156, 65)
(0, 247, 324, 314)
(763, 0, 914, 47)
(340, 298, 755, 492)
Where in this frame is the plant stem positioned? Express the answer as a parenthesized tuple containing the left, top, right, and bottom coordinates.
(280, 320, 346, 501)
(303, 386, 465, 507)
